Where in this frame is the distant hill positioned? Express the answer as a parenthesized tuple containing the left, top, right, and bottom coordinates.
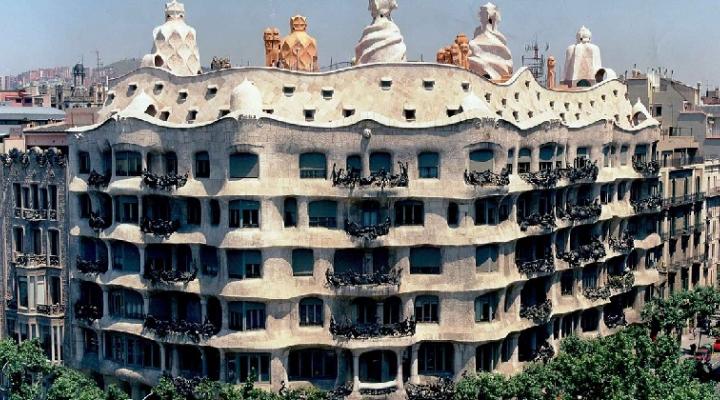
(96, 58, 141, 80)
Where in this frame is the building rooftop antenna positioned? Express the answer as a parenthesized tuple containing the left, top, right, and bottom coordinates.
(521, 38, 548, 85)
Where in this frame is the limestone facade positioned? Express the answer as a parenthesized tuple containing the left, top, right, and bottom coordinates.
(67, 62, 663, 398)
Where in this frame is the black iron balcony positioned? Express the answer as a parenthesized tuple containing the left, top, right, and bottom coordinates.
(331, 162, 409, 190)
(707, 187, 720, 198)
(463, 168, 510, 187)
(329, 317, 416, 339)
(76, 256, 108, 274)
(520, 169, 562, 188)
(695, 192, 706, 202)
(604, 309, 627, 329)
(6, 299, 17, 310)
(325, 268, 401, 288)
(142, 170, 188, 191)
(74, 303, 102, 322)
(557, 201, 601, 222)
(583, 286, 611, 301)
(0, 148, 28, 167)
(14, 254, 46, 266)
(36, 304, 66, 316)
(516, 253, 555, 275)
(143, 315, 216, 343)
(529, 340, 556, 363)
(140, 217, 180, 238)
(88, 212, 110, 232)
(693, 253, 708, 264)
(49, 255, 60, 267)
(630, 195, 662, 213)
(607, 272, 635, 291)
(632, 156, 660, 175)
(87, 169, 111, 188)
(662, 156, 705, 168)
(563, 159, 599, 183)
(663, 194, 695, 208)
(518, 212, 556, 231)
(18, 208, 48, 221)
(144, 263, 198, 284)
(344, 217, 391, 240)
(519, 300, 552, 323)
(558, 238, 606, 267)
(608, 232, 634, 254)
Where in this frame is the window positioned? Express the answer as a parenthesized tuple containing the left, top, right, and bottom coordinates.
(79, 194, 92, 218)
(395, 200, 424, 225)
(48, 230, 59, 256)
(194, 151, 210, 178)
(104, 333, 160, 369)
(78, 151, 91, 174)
(475, 293, 498, 322)
(469, 149, 494, 172)
(111, 241, 140, 272)
(200, 246, 219, 276)
(31, 229, 42, 254)
(582, 267, 598, 289)
(292, 249, 314, 276)
(299, 153, 327, 179)
(186, 198, 201, 225)
(620, 145, 629, 165)
(346, 155, 362, 176)
(517, 148, 531, 173)
(164, 152, 178, 175)
(418, 342, 453, 375)
(227, 250, 262, 279)
(13, 184, 21, 208)
(418, 152, 439, 178)
(114, 196, 138, 223)
(476, 245, 499, 273)
(229, 153, 259, 179)
(370, 152, 392, 174)
(618, 182, 627, 200)
(31, 185, 38, 210)
(13, 227, 23, 253)
(600, 185, 610, 204)
(539, 144, 559, 170)
(229, 200, 260, 228)
(476, 342, 500, 372)
(561, 271, 574, 296)
(288, 349, 336, 381)
(308, 200, 337, 228)
(410, 247, 441, 274)
(109, 289, 144, 319)
(581, 309, 599, 332)
(228, 301, 266, 331)
(415, 295, 439, 323)
(447, 202, 459, 226)
(299, 298, 323, 326)
(226, 353, 270, 383)
(475, 198, 507, 225)
(210, 199, 220, 225)
(284, 198, 298, 227)
(48, 186, 57, 210)
(18, 277, 28, 308)
(634, 145, 647, 163)
(115, 151, 142, 177)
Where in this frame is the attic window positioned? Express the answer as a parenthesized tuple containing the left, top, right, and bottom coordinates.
(524, 80, 531, 88)
(128, 83, 138, 94)
(528, 111, 534, 118)
(380, 77, 393, 90)
(575, 113, 581, 120)
(262, 108, 274, 114)
(178, 90, 189, 102)
(512, 111, 519, 121)
(461, 81, 471, 92)
(536, 92, 541, 101)
(613, 90, 618, 97)
(153, 82, 164, 94)
(304, 108, 316, 121)
(423, 79, 435, 91)
(601, 94, 607, 101)
(342, 106, 355, 118)
(218, 109, 230, 118)
(501, 98, 507, 106)
(559, 113, 566, 122)
(564, 102, 570, 111)
(614, 114, 620, 122)
(578, 102, 583, 110)
(186, 109, 198, 123)
(514, 92, 519, 101)
(549, 101, 555, 108)
(321, 87, 334, 99)
(107, 92, 115, 103)
(159, 111, 170, 121)
(446, 106, 462, 117)
(282, 85, 296, 97)
(144, 105, 157, 117)
(590, 100, 595, 107)
(206, 85, 218, 97)
(404, 107, 416, 121)
(496, 110, 502, 117)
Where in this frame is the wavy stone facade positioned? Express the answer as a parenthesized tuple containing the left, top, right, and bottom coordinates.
(68, 64, 662, 398)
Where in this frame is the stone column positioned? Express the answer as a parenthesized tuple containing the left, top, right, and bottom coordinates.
(101, 286, 109, 317)
(297, 197, 309, 227)
(376, 301, 384, 324)
(410, 345, 419, 384)
(138, 246, 146, 278)
(50, 325, 56, 362)
(352, 351, 361, 394)
(131, 384, 142, 400)
(171, 297, 178, 320)
(171, 345, 179, 376)
(143, 293, 150, 317)
(201, 347, 208, 377)
(160, 343, 167, 372)
(395, 349, 404, 391)
(219, 349, 226, 382)
(453, 343, 463, 380)
(334, 349, 345, 388)
(200, 297, 208, 323)
(220, 299, 229, 330)
(74, 328, 84, 363)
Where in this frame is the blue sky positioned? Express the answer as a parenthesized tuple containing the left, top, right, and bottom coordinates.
(2, 0, 718, 88)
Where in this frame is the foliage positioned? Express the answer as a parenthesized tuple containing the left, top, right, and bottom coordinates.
(46, 367, 104, 400)
(0, 339, 52, 400)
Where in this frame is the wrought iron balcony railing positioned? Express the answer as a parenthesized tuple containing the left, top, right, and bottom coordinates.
(49, 255, 60, 267)
(331, 162, 409, 190)
(563, 160, 599, 183)
(74, 303, 102, 322)
(607, 272, 635, 291)
(519, 169, 562, 188)
(325, 268, 401, 287)
(630, 195, 663, 213)
(695, 192, 706, 202)
(608, 232, 634, 254)
(583, 286, 611, 301)
(0, 147, 65, 168)
(87, 170, 111, 188)
(694, 221, 705, 233)
(140, 217, 180, 238)
(144, 263, 198, 284)
(36, 304, 66, 316)
(604, 310, 627, 329)
(344, 217, 391, 240)
(329, 317, 416, 339)
(516, 253, 555, 275)
(558, 238, 606, 267)
(14, 254, 46, 266)
(518, 212, 556, 231)
(14, 208, 53, 221)
(519, 300, 552, 323)
(142, 170, 189, 191)
(76, 256, 108, 274)
(463, 168, 510, 187)
(663, 194, 694, 208)
(143, 315, 216, 343)
(88, 212, 110, 232)
(632, 157, 660, 175)
(557, 201, 601, 222)
(6, 299, 17, 310)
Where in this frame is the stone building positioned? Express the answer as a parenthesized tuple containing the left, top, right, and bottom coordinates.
(60, 1, 670, 399)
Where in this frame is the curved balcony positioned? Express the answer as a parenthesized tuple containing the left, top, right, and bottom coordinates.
(583, 286, 611, 301)
(331, 162, 409, 190)
(463, 168, 510, 187)
(518, 212, 556, 231)
(631, 195, 662, 213)
(325, 268, 401, 288)
(87, 170, 111, 188)
(607, 272, 635, 291)
(37, 304, 66, 316)
(519, 169, 561, 188)
(144, 263, 198, 284)
(558, 238, 606, 267)
(519, 300, 552, 323)
(74, 303, 102, 322)
(76, 256, 108, 275)
(608, 232, 634, 254)
(329, 317, 416, 339)
(557, 201, 601, 222)
(344, 217, 391, 240)
(143, 315, 216, 343)
(632, 157, 660, 175)
(604, 309, 627, 329)
(140, 217, 180, 238)
(141, 170, 188, 191)
(563, 160, 599, 184)
(516, 253, 555, 275)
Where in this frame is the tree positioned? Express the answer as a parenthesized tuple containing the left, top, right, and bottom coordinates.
(0, 339, 52, 400)
(46, 367, 104, 400)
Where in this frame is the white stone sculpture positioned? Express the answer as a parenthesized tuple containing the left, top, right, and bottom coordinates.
(354, 0, 407, 64)
(230, 79, 263, 115)
(563, 26, 602, 87)
(468, 3, 513, 80)
(141, 0, 202, 76)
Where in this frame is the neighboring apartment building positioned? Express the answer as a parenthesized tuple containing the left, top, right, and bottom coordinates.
(705, 159, 720, 287)
(63, 2, 665, 398)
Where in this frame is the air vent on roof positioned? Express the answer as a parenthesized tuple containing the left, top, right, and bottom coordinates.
(423, 79, 435, 91)
(159, 111, 170, 121)
(186, 109, 198, 123)
(178, 90, 189, 103)
(262, 108, 274, 114)
(304, 107, 316, 121)
(403, 106, 416, 121)
(461, 81, 471, 92)
(282, 85, 296, 97)
(321, 87, 334, 100)
(343, 106, 355, 118)
(380, 77, 393, 90)
(218, 109, 230, 118)
(206, 85, 218, 98)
